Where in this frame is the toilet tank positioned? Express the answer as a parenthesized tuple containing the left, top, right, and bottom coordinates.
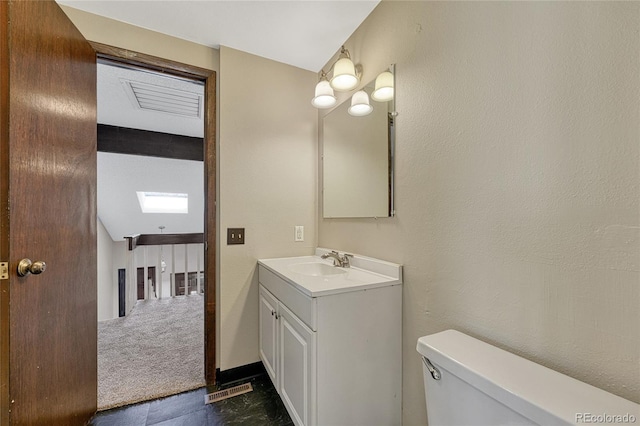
(416, 330, 639, 425)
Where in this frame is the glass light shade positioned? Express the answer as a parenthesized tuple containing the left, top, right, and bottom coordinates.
(348, 90, 373, 116)
(371, 71, 394, 102)
(311, 80, 337, 109)
(330, 57, 359, 91)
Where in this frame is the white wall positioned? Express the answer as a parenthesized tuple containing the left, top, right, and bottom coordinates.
(318, 2, 640, 425)
(219, 46, 317, 370)
(97, 217, 115, 321)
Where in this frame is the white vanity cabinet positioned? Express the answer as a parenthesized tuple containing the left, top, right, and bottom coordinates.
(258, 286, 280, 387)
(259, 285, 316, 426)
(258, 250, 402, 426)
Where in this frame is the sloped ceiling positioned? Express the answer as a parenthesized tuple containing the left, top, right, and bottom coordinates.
(57, 0, 380, 72)
(98, 62, 205, 137)
(98, 152, 204, 241)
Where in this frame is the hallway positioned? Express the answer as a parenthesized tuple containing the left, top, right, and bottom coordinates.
(98, 295, 205, 410)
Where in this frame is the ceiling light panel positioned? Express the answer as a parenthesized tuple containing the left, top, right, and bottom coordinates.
(123, 79, 202, 118)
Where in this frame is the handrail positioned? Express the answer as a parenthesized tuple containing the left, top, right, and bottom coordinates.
(124, 233, 204, 251)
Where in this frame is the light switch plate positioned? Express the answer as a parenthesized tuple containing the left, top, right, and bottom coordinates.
(294, 225, 304, 242)
(227, 228, 245, 245)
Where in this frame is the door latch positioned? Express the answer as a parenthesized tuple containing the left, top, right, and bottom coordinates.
(0, 262, 8, 279)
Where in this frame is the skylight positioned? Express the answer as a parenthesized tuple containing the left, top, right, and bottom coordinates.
(137, 191, 188, 214)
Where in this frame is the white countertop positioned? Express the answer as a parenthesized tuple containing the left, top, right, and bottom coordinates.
(258, 249, 402, 297)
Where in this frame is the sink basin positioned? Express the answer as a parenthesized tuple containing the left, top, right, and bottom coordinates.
(288, 262, 347, 277)
(259, 251, 402, 297)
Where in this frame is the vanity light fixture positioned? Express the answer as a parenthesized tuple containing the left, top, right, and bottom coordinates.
(311, 71, 337, 109)
(371, 70, 394, 102)
(348, 90, 373, 116)
(312, 46, 362, 109)
(330, 46, 360, 91)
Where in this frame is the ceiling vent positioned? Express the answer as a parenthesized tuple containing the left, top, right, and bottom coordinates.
(122, 79, 202, 118)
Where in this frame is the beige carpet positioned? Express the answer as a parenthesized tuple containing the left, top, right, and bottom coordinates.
(98, 295, 205, 410)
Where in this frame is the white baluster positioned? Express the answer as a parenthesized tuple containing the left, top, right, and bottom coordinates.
(171, 244, 176, 297)
(143, 246, 149, 300)
(196, 243, 201, 294)
(128, 246, 137, 314)
(157, 245, 163, 299)
(184, 244, 189, 296)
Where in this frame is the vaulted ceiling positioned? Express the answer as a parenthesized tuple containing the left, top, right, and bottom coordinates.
(57, 0, 380, 72)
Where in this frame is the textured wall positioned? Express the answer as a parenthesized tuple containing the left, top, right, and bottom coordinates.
(219, 46, 317, 370)
(59, 5, 218, 71)
(318, 2, 640, 424)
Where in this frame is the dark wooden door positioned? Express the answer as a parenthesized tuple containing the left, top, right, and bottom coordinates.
(0, 1, 97, 424)
(118, 268, 126, 317)
(137, 267, 145, 300)
(137, 266, 157, 299)
(147, 266, 157, 298)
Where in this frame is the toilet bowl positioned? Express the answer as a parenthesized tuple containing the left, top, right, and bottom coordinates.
(416, 330, 639, 425)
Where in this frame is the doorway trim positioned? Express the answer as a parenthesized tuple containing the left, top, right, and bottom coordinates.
(91, 41, 217, 385)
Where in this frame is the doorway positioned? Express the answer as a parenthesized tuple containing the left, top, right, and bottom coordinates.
(92, 43, 217, 391)
(137, 266, 156, 300)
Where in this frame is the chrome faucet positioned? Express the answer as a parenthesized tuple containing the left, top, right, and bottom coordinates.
(321, 250, 353, 268)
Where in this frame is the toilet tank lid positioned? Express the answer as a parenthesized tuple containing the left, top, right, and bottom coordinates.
(417, 330, 639, 425)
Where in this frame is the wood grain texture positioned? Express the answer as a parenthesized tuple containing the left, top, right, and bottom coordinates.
(204, 69, 217, 385)
(0, 2, 10, 425)
(91, 42, 213, 80)
(98, 124, 204, 161)
(92, 43, 218, 386)
(1, 1, 97, 424)
(125, 233, 204, 250)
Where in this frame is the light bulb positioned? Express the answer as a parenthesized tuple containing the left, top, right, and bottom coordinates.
(371, 71, 394, 102)
(312, 80, 336, 109)
(330, 57, 359, 91)
(348, 90, 373, 116)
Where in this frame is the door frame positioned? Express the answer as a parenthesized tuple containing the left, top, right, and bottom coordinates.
(91, 42, 217, 385)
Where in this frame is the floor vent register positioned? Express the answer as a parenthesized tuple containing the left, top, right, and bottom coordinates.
(205, 382, 253, 404)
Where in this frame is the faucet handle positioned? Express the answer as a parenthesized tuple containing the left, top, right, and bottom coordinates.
(342, 253, 353, 267)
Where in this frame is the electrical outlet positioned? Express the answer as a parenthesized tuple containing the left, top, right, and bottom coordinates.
(227, 228, 245, 245)
(294, 225, 304, 242)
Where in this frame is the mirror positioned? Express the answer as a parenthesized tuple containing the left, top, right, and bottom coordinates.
(322, 65, 395, 218)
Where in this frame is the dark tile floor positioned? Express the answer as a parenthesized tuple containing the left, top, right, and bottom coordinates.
(90, 375, 293, 426)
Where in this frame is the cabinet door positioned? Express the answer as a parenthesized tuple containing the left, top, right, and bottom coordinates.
(259, 285, 279, 388)
(279, 304, 316, 426)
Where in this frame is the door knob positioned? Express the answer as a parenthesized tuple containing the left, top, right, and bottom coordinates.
(17, 259, 46, 277)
